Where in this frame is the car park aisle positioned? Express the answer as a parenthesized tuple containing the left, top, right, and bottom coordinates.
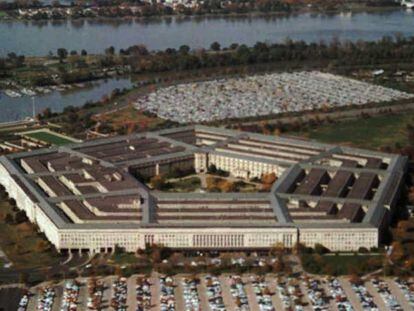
(26, 289, 38, 311)
(198, 274, 211, 311)
(76, 278, 88, 310)
(219, 275, 238, 310)
(127, 275, 137, 310)
(52, 283, 63, 311)
(266, 277, 286, 311)
(174, 275, 186, 311)
(365, 280, 388, 311)
(243, 275, 260, 311)
(320, 279, 338, 311)
(150, 274, 160, 311)
(102, 276, 114, 310)
(386, 279, 412, 311)
(338, 277, 363, 311)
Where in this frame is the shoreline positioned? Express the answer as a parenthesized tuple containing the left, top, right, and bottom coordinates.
(0, 5, 404, 23)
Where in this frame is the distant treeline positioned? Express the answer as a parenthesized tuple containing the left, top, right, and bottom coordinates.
(2, 35, 414, 78)
(110, 35, 414, 73)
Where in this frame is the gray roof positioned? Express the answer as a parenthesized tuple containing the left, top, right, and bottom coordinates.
(0, 125, 407, 232)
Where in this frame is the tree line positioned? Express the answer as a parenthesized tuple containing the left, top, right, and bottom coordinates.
(102, 35, 414, 74)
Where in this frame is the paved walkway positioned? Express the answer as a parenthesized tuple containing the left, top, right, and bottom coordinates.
(385, 278, 412, 311)
(243, 275, 260, 311)
(198, 274, 211, 311)
(150, 273, 160, 311)
(365, 280, 388, 311)
(127, 275, 137, 311)
(338, 277, 363, 311)
(219, 274, 238, 310)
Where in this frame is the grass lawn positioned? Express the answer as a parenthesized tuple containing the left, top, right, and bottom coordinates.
(24, 130, 76, 146)
(301, 253, 383, 275)
(109, 252, 138, 265)
(95, 104, 166, 132)
(0, 200, 60, 269)
(167, 177, 201, 192)
(291, 113, 414, 150)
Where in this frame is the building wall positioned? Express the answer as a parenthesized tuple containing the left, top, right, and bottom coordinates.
(58, 227, 298, 252)
(0, 162, 382, 254)
(0, 163, 37, 222)
(299, 227, 379, 251)
(207, 153, 284, 179)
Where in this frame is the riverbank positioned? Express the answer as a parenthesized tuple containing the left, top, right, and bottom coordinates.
(0, 1, 402, 22)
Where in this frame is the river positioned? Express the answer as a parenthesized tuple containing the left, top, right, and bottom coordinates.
(0, 78, 132, 122)
(1, 10, 414, 56)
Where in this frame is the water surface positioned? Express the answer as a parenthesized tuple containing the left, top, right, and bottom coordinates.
(1, 10, 414, 56)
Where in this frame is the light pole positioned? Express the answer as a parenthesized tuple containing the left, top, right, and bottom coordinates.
(31, 97, 36, 120)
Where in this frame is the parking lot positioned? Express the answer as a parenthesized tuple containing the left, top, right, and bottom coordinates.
(134, 71, 414, 123)
(14, 274, 414, 310)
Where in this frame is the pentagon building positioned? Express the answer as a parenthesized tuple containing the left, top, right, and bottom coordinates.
(0, 125, 407, 253)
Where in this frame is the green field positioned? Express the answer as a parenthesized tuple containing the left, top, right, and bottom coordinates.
(166, 177, 202, 192)
(24, 131, 76, 146)
(292, 113, 414, 150)
(301, 253, 383, 275)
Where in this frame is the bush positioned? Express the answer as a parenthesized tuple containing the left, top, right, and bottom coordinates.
(314, 243, 330, 255)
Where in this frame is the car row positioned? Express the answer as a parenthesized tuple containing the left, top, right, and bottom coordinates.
(111, 277, 128, 311)
(303, 277, 329, 310)
(228, 275, 250, 311)
(17, 292, 29, 311)
(372, 278, 402, 311)
(205, 275, 226, 311)
(36, 287, 56, 311)
(249, 276, 274, 311)
(181, 277, 201, 311)
(86, 278, 104, 310)
(350, 280, 378, 310)
(326, 278, 353, 311)
(136, 277, 152, 311)
(276, 278, 304, 311)
(160, 275, 176, 311)
(395, 278, 414, 308)
(60, 280, 80, 311)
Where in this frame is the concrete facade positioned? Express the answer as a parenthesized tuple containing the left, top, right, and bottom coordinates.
(0, 125, 407, 253)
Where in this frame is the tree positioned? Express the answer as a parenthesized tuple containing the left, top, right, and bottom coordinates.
(105, 46, 115, 56)
(57, 48, 68, 62)
(150, 175, 166, 190)
(210, 42, 221, 51)
(15, 210, 28, 224)
(19, 272, 29, 284)
(8, 198, 16, 206)
(4, 213, 13, 224)
(179, 45, 190, 54)
(314, 243, 330, 255)
(207, 164, 217, 174)
(390, 241, 405, 262)
(35, 240, 50, 252)
(269, 242, 285, 256)
(114, 244, 124, 255)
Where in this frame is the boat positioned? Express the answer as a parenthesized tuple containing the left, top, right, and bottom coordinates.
(3, 89, 22, 98)
(401, 0, 414, 8)
(20, 88, 36, 96)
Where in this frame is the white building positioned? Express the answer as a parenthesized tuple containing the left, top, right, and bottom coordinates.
(0, 126, 407, 253)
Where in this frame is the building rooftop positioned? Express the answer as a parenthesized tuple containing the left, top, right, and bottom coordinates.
(0, 125, 407, 231)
